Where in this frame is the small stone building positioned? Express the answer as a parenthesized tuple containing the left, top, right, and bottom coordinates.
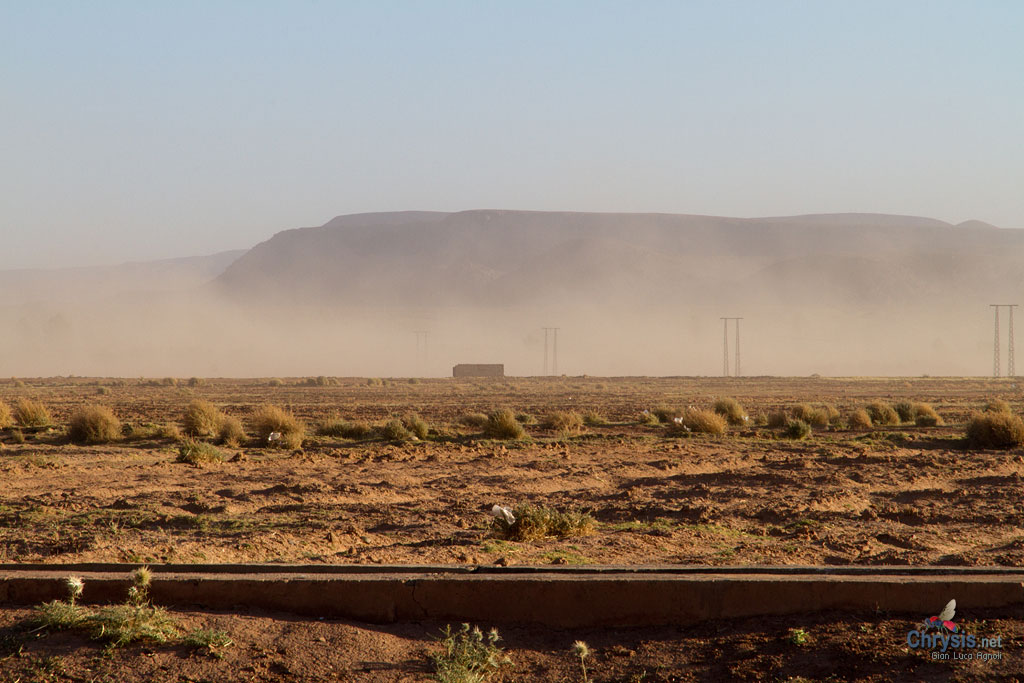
(452, 364, 504, 378)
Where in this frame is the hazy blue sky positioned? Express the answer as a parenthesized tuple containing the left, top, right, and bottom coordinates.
(2, 1, 1022, 269)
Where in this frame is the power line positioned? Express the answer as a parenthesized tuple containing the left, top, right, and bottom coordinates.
(413, 330, 428, 372)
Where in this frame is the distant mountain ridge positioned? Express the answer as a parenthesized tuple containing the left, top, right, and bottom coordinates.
(0, 250, 245, 306)
(211, 210, 1022, 310)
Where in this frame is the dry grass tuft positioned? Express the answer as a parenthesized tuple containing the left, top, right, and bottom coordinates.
(380, 414, 430, 441)
(637, 410, 660, 426)
(667, 408, 727, 436)
(547, 410, 584, 435)
(0, 401, 11, 429)
(68, 405, 122, 444)
(865, 401, 899, 426)
(460, 413, 490, 430)
(713, 398, 748, 425)
(966, 411, 1024, 449)
(183, 400, 224, 438)
(13, 398, 52, 427)
(218, 416, 246, 447)
(251, 404, 305, 449)
(767, 411, 789, 428)
(791, 403, 835, 427)
(848, 409, 873, 429)
(483, 409, 526, 440)
(652, 406, 682, 423)
(912, 403, 943, 427)
(403, 413, 430, 439)
(894, 401, 915, 423)
(984, 399, 1012, 414)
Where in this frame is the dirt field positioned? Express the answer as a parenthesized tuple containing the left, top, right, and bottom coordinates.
(2, 376, 1023, 680)
(1, 376, 1022, 567)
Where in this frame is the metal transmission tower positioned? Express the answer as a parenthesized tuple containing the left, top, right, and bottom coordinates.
(720, 317, 743, 377)
(721, 319, 729, 376)
(990, 305, 1018, 377)
(1010, 306, 1017, 377)
(992, 306, 1000, 377)
(553, 328, 559, 375)
(735, 318, 742, 377)
(542, 327, 560, 375)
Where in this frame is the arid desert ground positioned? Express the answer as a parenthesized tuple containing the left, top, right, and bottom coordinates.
(1, 375, 1022, 681)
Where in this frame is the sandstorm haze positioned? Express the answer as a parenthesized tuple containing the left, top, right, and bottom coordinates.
(0, 209, 1019, 377)
(2, 2, 1022, 378)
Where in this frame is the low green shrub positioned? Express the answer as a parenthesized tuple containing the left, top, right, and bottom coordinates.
(317, 418, 374, 439)
(430, 623, 510, 683)
(177, 439, 225, 467)
(784, 419, 812, 440)
(381, 419, 413, 441)
(493, 504, 594, 541)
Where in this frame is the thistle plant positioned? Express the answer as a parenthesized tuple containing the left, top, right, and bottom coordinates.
(128, 566, 153, 606)
(431, 623, 511, 682)
(572, 640, 591, 683)
(66, 576, 84, 605)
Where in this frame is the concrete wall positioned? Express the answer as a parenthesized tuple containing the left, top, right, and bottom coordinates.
(3, 565, 1023, 627)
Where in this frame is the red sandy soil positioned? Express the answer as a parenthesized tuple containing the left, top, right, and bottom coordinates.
(1, 376, 1022, 681)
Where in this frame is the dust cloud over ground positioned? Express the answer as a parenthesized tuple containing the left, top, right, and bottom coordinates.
(0, 294, 998, 378)
(0, 210, 1015, 378)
